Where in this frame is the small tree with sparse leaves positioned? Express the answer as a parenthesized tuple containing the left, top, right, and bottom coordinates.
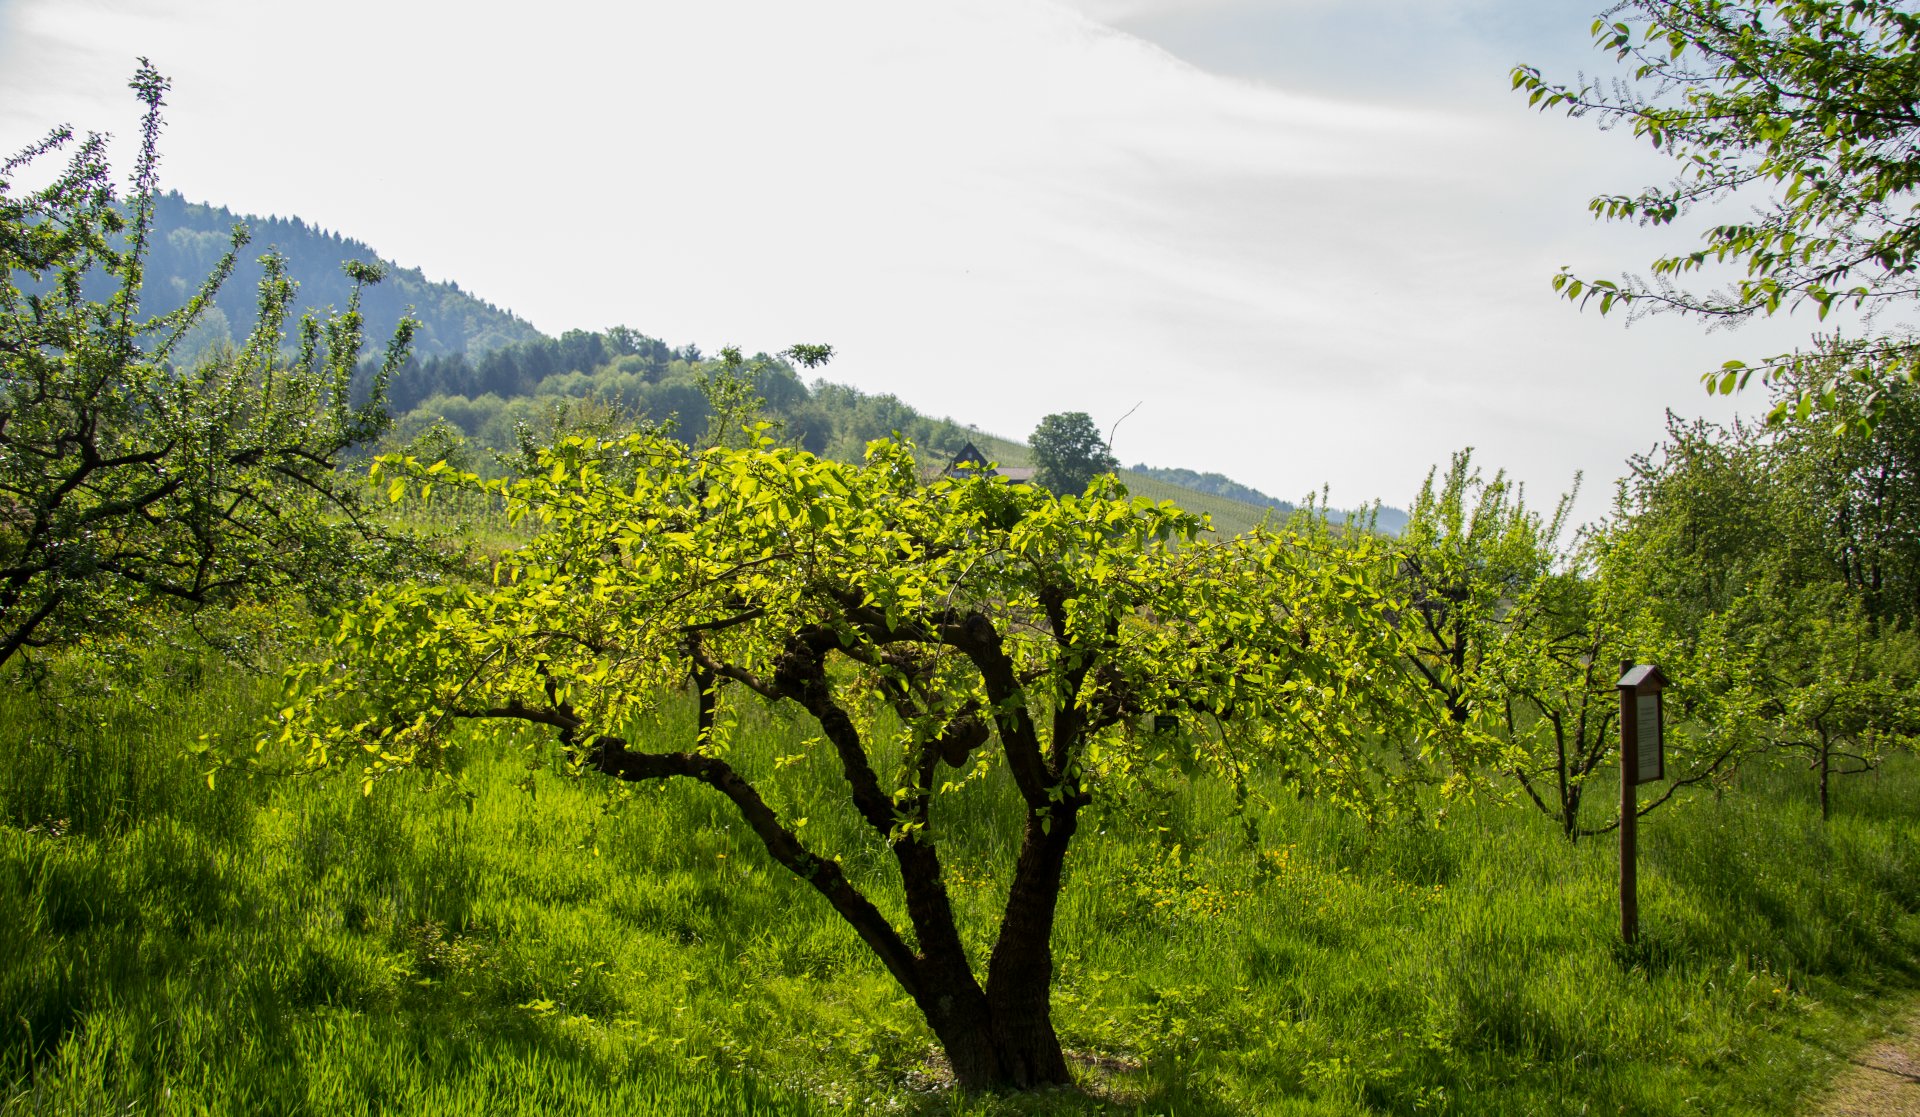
(0, 63, 417, 668)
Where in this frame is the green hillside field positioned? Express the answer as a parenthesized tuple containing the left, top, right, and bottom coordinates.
(4, 629, 1914, 1116)
(964, 431, 1310, 537)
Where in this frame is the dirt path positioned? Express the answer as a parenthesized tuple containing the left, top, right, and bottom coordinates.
(1814, 1009, 1920, 1116)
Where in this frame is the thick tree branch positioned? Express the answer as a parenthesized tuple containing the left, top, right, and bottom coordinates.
(450, 699, 927, 999)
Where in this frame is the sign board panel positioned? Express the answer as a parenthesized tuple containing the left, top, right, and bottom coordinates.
(1635, 693, 1664, 784)
(1617, 663, 1668, 787)
(1152, 714, 1179, 734)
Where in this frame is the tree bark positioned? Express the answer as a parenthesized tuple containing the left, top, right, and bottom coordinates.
(822, 806, 1077, 1093)
(910, 960, 1004, 1091)
(980, 804, 1080, 1088)
(1819, 745, 1832, 821)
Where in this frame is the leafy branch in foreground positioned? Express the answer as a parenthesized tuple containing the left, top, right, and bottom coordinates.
(0, 62, 418, 669)
(275, 432, 1464, 1092)
(1515, 1, 1920, 423)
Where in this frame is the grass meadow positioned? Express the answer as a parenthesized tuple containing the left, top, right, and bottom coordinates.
(2, 641, 1917, 1115)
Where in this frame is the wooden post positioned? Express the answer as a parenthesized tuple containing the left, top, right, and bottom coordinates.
(1615, 661, 1667, 946)
(1618, 658, 1637, 945)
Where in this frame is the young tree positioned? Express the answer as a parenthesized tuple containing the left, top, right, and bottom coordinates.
(278, 434, 1448, 1092)
(0, 63, 416, 668)
(1388, 450, 1745, 838)
(1028, 411, 1118, 496)
(1514, 1, 1920, 422)
(1391, 451, 1568, 728)
(1715, 584, 1920, 819)
(1492, 535, 1747, 839)
(1492, 567, 1627, 839)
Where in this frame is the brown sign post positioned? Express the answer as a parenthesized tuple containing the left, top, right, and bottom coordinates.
(1616, 662, 1667, 945)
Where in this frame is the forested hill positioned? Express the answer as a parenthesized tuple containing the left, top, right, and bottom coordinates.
(146, 197, 1398, 531)
(145, 193, 543, 358)
(134, 197, 1402, 532)
(380, 330, 983, 466)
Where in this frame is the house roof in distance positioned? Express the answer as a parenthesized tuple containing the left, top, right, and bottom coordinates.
(943, 442, 1034, 484)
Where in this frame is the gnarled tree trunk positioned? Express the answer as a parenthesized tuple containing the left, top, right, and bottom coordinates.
(898, 804, 1079, 1091)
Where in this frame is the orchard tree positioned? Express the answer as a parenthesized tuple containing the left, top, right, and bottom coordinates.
(1768, 367, 1920, 622)
(1029, 411, 1118, 496)
(1618, 369, 1920, 629)
(277, 433, 1455, 1092)
(1385, 452, 1627, 839)
(1492, 531, 1748, 839)
(1706, 582, 1920, 819)
(1514, 1, 1920, 423)
(1615, 412, 1800, 631)
(1389, 450, 1747, 838)
(1392, 450, 1569, 728)
(1599, 390, 1920, 819)
(0, 63, 417, 668)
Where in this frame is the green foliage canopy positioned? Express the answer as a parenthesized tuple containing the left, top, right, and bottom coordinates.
(382, 331, 974, 468)
(1394, 452, 1569, 730)
(1028, 411, 1118, 496)
(1599, 376, 1920, 815)
(1515, 0, 1920, 421)
(1390, 451, 1754, 838)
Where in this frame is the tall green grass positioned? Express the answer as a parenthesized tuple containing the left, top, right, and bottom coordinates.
(2, 645, 1916, 1114)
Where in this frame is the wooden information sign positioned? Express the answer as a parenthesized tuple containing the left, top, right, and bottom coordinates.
(1616, 662, 1668, 944)
(1622, 664, 1666, 785)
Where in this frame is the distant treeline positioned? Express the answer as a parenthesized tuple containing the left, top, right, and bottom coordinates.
(374, 326, 1409, 530)
(375, 327, 980, 468)
(145, 193, 541, 358)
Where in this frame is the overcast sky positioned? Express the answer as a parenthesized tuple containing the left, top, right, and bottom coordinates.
(0, 0, 1831, 523)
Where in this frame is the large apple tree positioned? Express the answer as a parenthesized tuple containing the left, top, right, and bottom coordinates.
(276, 432, 1452, 1092)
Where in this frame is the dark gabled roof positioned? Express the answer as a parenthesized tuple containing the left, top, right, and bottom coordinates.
(947, 442, 991, 470)
(941, 442, 1035, 485)
(1617, 664, 1668, 690)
